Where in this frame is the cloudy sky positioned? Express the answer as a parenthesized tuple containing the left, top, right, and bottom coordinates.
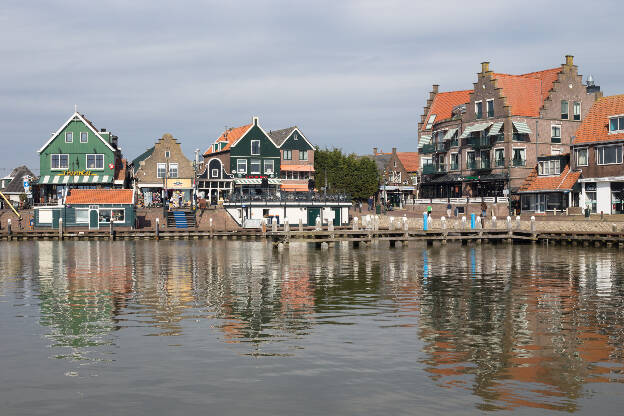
(1, 0, 623, 175)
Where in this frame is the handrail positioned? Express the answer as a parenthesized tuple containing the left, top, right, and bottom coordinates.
(0, 191, 21, 219)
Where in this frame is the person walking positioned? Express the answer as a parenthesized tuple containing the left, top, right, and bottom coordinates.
(481, 201, 487, 218)
(427, 205, 432, 218)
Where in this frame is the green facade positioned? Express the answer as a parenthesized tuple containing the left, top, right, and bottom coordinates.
(39, 118, 117, 178)
(34, 204, 135, 228)
(230, 124, 281, 177)
(280, 131, 313, 151)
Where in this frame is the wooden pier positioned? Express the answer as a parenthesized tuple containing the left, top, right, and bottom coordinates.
(2, 227, 624, 248)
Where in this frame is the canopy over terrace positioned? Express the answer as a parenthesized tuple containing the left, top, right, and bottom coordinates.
(38, 173, 113, 185)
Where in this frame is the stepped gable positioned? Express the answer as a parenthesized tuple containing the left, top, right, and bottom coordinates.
(574, 95, 624, 145)
(204, 124, 252, 156)
(491, 67, 562, 117)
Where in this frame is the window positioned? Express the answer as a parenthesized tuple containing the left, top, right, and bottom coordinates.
(250, 159, 261, 174)
(597, 145, 623, 165)
(495, 148, 505, 167)
(586, 183, 597, 213)
(264, 160, 274, 175)
(51, 154, 69, 170)
(475, 101, 483, 119)
(486, 99, 494, 118)
(551, 147, 561, 155)
(75, 209, 89, 223)
(237, 159, 247, 174)
(466, 151, 476, 169)
(573, 102, 581, 121)
(157, 163, 166, 178)
(299, 150, 308, 161)
(283, 150, 292, 160)
(293, 133, 299, 140)
(512, 148, 526, 166)
(165, 151, 170, 158)
(211, 169, 219, 178)
(65, 132, 73, 143)
(98, 209, 125, 223)
(425, 114, 436, 129)
(609, 116, 624, 133)
(168, 163, 178, 178)
(450, 153, 459, 170)
(86, 154, 104, 170)
(538, 160, 560, 176)
(551, 125, 561, 143)
(80, 132, 88, 143)
(561, 100, 569, 119)
(575, 148, 588, 166)
(251, 140, 260, 155)
(39, 209, 53, 224)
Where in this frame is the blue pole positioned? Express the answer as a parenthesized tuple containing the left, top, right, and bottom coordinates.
(423, 212, 428, 231)
(470, 213, 476, 229)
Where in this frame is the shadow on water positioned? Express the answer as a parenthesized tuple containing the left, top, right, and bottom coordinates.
(1, 240, 624, 413)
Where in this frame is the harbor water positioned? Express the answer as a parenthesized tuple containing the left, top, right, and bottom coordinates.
(1, 240, 623, 415)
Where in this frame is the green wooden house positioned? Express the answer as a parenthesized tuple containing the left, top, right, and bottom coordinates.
(37, 111, 126, 203)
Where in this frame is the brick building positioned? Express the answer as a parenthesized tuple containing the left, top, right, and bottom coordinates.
(372, 148, 420, 206)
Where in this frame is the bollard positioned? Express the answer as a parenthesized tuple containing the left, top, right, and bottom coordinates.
(210, 218, 214, 238)
(272, 220, 277, 233)
(515, 215, 521, 230)
(403, 217, 408, 231)
(59, 218, 63, 241)
(284, 219, 290, 233)
(155, 217, 160, 240)
(612, 223, 618, 233)
(427, 215, 432, 230)
(7, 219, 11, 236)
(461, 216, 467, 229)
(353, 217, 359, 231)
(492, 216, 497, 229)
(262, 219, 267, 234)
(109, 220, 114, 240)
(299, 218, 303, 232)
(389, 216, 394, 231)
(553, 208, 557, 216)
(506, 216, 512, 231)
(476, 216, 482, 229)
(470, 213, 476, 229)
(441, 216, 447, 230)
(530, 216, 536, 233)
(423, 212, 428, 231)
(315, 216, 321, 231)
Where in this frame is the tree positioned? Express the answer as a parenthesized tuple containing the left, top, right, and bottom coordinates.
(314, 148, 379, 200)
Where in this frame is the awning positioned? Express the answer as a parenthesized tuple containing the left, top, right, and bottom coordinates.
(488, 122, 504, 136)
(459, 122, 492, 139)
(280, 164, 315, 172)
(442, 128, 458, 141)
(280, 183, 309, 191)
(418, 135, 431, 147)
(513, 121, 532, 134)
(234, 178, 282, 185)
(38, 174, 112, 185)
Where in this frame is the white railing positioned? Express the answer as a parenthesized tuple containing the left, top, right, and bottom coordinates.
(432, 198, 448, 204)
(450, 198, 468, 204)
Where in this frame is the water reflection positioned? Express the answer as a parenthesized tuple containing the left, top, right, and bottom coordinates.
(1, 240, 624, 412)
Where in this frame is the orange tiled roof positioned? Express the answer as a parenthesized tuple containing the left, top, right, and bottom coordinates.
(423, 90, 472, 130)
(203, 124, 252, 156)
(66, 189, 134, 204)
(396, 152, 420, 172)
(492, 67, 561, 117)
(574, 95, 624, 144)
(519, 164, 581, 192)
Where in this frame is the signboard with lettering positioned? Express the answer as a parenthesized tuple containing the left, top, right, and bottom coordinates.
(57, 170, 95, 176)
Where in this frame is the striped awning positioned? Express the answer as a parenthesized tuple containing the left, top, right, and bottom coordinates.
(234, 178, 282, 185)
(38, 175, 112, 185)
(513, 121, 532, 134)
(488, 122, 504, 136)
(459, 122, 492, 139)
(418, 135, 431, 147)
(442, 128, 458, 141)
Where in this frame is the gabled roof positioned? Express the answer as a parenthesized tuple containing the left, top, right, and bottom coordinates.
(519, 163, 581, 193)
(492, 67, 562, 117)
(574, 95, 624, 145)
(2, 166, 36, 194)
(423, 90, 472, 131)
(365, 153, 393, 175)
(38, 112, 116, 154)
(396, 152, 420, 172)
(131, 147, 155, 174)
(65, 189, 134, 204)
(268, 126, 315, 149)
(204, 124, 252, 156)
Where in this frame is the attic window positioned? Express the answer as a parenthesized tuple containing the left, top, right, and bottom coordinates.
(538, 160, 560, 176)
(609, 116, 624, 133)
(293, 133, 298, 140)
(426, 115, 436, 130)
(165, 151, 170, 158)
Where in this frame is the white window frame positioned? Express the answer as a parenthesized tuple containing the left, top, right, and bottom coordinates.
(51, 154, 69, 170)
(75, 208, 89, 223)
(251, 140, 261, 155)
(512, 147, 526, 166)
(494, 148, 505, 167)
(237, 159, 247, 174)
(299, 150, 308, 161)
(475, 101, 483, 119)
(608, 115, 624, 134)
(250, 159, 261, 175)
(466, 150, 476, 168)
(157, 163, 166, 178)
(486, 99, 494, 118)
(264, 159, 274, 175)
(283, 150, 292, 160)
(425, 114, 436, 129)
(211, 169, 219, 178)
(86, 154, 104, 170)
(596, 144, 623, 165)
(575, 147, 588, 166)
(551, 125, 561, 141)
(538, 160, 560, 176)
(168, 163, 179, 178)
(65, 131, 73, 143)
(573, 101, 581, 121)
(450, 152, 459, 170)
(80, 132, 88, 143)
(165, 151, 171, 158)
(561, 100, 569, 120)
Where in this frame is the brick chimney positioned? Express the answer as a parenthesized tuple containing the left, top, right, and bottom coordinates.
(373, 147, 378, 155)
(565, 55, 574, 66)
(432, 84, 439, 94)
(392, 147, 397, 154)
(481, 61, 490, 73)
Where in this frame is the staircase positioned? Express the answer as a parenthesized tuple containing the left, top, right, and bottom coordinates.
(167, 210, 196, 228)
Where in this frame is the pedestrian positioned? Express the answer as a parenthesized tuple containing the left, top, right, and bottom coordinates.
(359, 200, 362, 213)
(427, 205, 432, 218)
(481, 201, 487, 218)
(446, 202, 452, 219)
(368, 197, 373, 211)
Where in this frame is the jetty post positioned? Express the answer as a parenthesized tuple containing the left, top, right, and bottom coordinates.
(59, 218, 63, 241)
(7, 219, 11, 240)
(155, 217, 159, 240)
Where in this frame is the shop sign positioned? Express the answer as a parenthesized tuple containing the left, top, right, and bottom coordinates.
(57, 170, 95, 176)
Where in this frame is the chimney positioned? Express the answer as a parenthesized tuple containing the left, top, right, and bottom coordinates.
(392, 147, 397, 154)
(432, 84, 439, 94)
(565, 55, 574, 66)
(373, 147, 378, 155)
(481, 62, 490, 73)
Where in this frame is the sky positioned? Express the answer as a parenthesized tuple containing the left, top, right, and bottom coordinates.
(1, 0, 624, 175)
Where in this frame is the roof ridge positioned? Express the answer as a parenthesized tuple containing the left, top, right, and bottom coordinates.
(557, 165, 572, 190)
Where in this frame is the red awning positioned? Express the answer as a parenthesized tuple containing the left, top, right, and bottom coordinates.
(280, 164, 314, 172)
(280, 183, 309, 191)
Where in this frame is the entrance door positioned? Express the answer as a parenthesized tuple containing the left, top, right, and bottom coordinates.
(89, 209, 99, 229)
(307, 208, 320, 226)
(333, 208, 341, 226)
(537, 194, 546, 213)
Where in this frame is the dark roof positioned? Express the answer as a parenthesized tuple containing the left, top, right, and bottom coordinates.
(267, 127, 297, 146)
(2, 165, 36, 194)
(131, 147, 155, 174)
(363, 154, 393, 175)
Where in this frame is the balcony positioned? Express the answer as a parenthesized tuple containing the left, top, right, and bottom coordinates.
(466, 160, 477, 170)
(421, 144, 435, 154)
(422, 164, 446, 175)
(434, 142, 446, 153)
(478, 159, 491, 170)
(450, 163, 459, 171)
(450, 139, 459, 147)
(470, 136, 492, 149)
(512, 133, 529, 142)
(495, 158, 505, 167)
(512, 159, 526, 167)
(435, 164, 447, 174)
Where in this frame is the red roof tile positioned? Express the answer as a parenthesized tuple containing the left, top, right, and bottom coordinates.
(574, 95, 624, 144)
(519, 164, 581, 192)
(66, 189, 134, 204)
(396, 152, 420, 172)
(492, 67, 561, 117)
(204, 124, 252, 156)
(423, 90, 472, 130)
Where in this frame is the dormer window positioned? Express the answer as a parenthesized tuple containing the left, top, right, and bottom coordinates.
(609, 116, 624, 133)
(425, 114, 436, 130)
(538, 159, 560, 176)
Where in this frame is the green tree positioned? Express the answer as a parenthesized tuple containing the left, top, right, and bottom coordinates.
(314, 148, 378, 200)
